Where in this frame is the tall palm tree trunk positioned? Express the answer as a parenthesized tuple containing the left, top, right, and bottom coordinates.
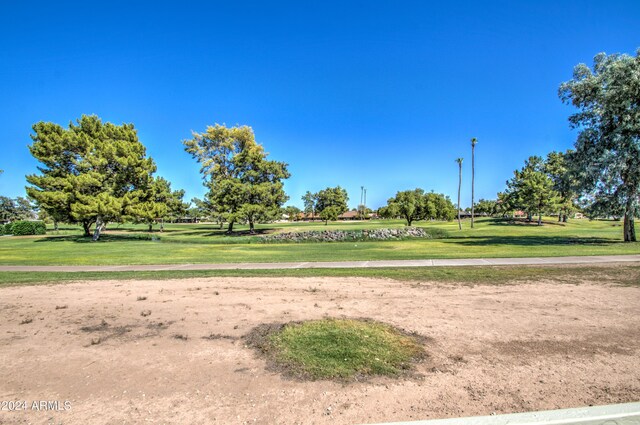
(471, 138, 477, 228)
(456, 158, 463, 230)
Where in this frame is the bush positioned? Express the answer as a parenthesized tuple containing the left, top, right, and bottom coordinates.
(8, 221, 47, 236)
(3, 223, 12, 235)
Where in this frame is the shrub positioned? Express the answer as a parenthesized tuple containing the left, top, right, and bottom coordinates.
(8, 221, 47, 236)
(3, 223, 12, 235)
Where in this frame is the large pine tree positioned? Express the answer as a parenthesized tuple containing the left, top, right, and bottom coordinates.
(26, 115, 158, 240)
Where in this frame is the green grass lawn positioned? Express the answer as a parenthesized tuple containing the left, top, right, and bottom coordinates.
(0, 217, 637, 266)
(1, 264, 638, 287)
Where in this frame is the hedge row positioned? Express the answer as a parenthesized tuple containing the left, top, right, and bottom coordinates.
(0, 221, 47, 236)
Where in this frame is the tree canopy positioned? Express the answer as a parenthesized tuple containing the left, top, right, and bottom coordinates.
(301, 186, 349, 224)
(26, 115, 158, 240)
(183, 124, 290, 233)
(0, 196, 37, 222)
(380, 189, 455, 226)
(559, 50, 640, 241)
(503, 156, 558, 225)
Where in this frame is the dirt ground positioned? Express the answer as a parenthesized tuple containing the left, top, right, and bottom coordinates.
(0, 275, 638, 425)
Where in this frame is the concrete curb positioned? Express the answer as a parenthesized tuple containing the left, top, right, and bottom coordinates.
(364, 402, 640, 425)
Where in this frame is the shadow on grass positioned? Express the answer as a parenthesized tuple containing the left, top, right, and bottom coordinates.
(34, 233, 160, 243)
(487, 218, 568, 227)
(449, 235, 617, 247)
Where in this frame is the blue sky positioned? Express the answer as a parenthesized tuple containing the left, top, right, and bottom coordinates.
(1, 1, 639, 210)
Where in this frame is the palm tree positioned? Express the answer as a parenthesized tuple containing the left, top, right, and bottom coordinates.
(456, 158, 463, 230)
(470, 137, 478, 228)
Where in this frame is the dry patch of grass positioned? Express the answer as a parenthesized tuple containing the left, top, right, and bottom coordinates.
(245, 318, 426, 381)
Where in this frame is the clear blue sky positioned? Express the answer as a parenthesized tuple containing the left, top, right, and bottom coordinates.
(1, 1, 639, 210)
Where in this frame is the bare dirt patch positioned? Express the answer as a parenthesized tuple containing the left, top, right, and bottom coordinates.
(0, 276, 638, 424)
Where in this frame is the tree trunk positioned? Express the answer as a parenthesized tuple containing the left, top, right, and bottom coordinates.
(92, 216, 103, 241)
(82, 221, 92, 237)
(53, 220, 59, 231)
(538, 212, 542, 226)
(407, 217, 413, 226)
(562, 214, 568, 223)
(623, 209, 636, 242)
(471, 145, 475, 229)
(227, 221, 234, 233)
(148, 223, 153, 232)
(558, 212, 562, 222)
(249, 219, 255, 234)
(457, 164, 462, 230)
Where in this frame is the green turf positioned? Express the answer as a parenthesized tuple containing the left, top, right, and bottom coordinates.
(266, 319, 424, 379)
(1, 264, 638, 287)
(0, 217, 638, 266)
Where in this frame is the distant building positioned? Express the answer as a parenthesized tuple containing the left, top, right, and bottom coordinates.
(338, 210, 359, 220)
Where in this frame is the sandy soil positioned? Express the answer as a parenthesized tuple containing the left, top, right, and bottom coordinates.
(0, 276, 638, 424)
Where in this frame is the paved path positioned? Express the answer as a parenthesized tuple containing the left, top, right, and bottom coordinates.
(1, 254, 639, 272)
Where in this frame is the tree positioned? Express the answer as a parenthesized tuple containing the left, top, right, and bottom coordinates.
(302, 191, 317, 219)
(455, 158, 463, 230)
(381, 189, 455, 226)
(495, 192, 513, 218)
(474, 198, 497, 216)
(377, 204, 398, 219)
(471, 138, 478, 228)
(127, 177, 186, 231)
(0, 196, 37, 222)
(544, 151, 577, 222)
(386, 189, 424, 226)
(26, 115, 158, 240)
(559, 50, 640, 241)
(424, 191, 456, 221)
(313, 186, 349, 225)
(505, 156, 558, 225)
(282, 205, 301, 221)
(183, 124, 290, 233)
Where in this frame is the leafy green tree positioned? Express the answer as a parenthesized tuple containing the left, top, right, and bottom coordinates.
(356, 204, 373, 219)
(386, 189, 425, 226)
(382, 189, 455, 225)
(282, 205, 302, 221)
(183, 124, 290, 233)
(494, 192, 513, 217)
(0, 196, 37, 221)
(544, 151, 577, 222)
(301, 191, 317, 218)
(26, 115, 158, 240)
(474, 199, 497, 216)
(505, 156, 558, 225)
(0, 197, 18, 221)
(423, 191, 456, 221)
(377, 204, 398, 219)
(127, 177, 186, 231)
(314, 186, 349, 225)
(559, 50, 640, 241)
